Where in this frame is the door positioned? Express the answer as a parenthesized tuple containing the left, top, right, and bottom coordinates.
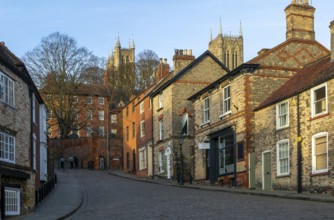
(99, 156, 105, 170)
(249, 152, 255, 189)
(262, 151, 272, 190)
(205, 149, 210, 180)
(147, 144, 152, 176)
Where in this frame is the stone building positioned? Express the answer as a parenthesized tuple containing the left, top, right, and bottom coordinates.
(189, 0, 329, 188)
(0, 42, 47, 216)
(253, 20, 334, 192)
(208, 20, 243, 70)
(150, 50, 229, 181)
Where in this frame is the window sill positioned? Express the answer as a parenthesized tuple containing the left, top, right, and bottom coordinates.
(276, 125, 289, 131)
(219, 112, 231, 119)
(310, 113, 329, 121)
(201, 120, 210, 128)
(276, 174, 290, 178)
(310, 171, 329, 177)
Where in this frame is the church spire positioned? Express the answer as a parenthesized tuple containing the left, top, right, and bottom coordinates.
(239, 21, 243, 36)
(210, 28, 213, 41)
(131, 33, 135, 49)
(219, 18, 222, 35)
(115, 33, 121, 48)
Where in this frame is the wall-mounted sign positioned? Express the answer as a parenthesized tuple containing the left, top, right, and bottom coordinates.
(198, 143, 210, 149)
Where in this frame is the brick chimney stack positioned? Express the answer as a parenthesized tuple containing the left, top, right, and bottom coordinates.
(330, 21, 334, 61)
(173, 49, 195, 74)
(154, 58, 170, 82)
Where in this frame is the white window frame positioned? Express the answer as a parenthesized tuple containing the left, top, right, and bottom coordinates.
(98, 97, 104, 104)
(111, 114, 117, 123)
(159, 151, 164, 173)
(312, 132, 328, 174)
(222, 85, 231, 115)
(276, 101, 289, 130)
(276, 139, 289, 176)
(159, 119, 164, 140)
(0, 71, 15, 107)
(72, 96, 78, 104)
(5, 187, 20, 216)
(181, 113, 189, 135)
(87, 110, 93, 120)
(140, 120, 145, 138)
(158, 94, 163, 109)
(87, 97, 93, 104)
(0, 132, 15, 163)
(203, 97, 210, 123)
(140, 102, 144, 114)
(311, 83, 327, 118)
(98, 110, 104, 121)
(139, 147, 147, 170)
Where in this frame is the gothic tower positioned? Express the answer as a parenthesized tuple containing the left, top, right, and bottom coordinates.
(208, 20, 244, 70)
(285, 0, 315, 41)
(104, 35, 135, 85)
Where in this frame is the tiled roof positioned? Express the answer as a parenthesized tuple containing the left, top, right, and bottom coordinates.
(255, 55, 334, 110)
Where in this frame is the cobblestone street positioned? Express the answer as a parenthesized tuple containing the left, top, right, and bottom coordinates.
(67, 170, 334, 220)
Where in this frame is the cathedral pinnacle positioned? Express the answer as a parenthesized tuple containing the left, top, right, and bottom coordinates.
(131, 34, 135, 49)
(210, 28, 213, 41)
(219, 18, 222, 35)
(115, 33, 121, 48)
(239, 21, 243, 36)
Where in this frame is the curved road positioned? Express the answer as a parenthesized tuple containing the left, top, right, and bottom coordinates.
(68, 170, 334, 220)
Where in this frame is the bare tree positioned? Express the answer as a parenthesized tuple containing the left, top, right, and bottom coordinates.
(81, 55, 106, 84)
(23, 32, 99, 139)
(136, 50, 159, 91)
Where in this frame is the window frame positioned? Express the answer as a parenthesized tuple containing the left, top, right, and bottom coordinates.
(0, 131, 15, 164)
(276, 139, 290, 176)
(98, 97, 104, 105)
(87, 97, 93, 104)
(312, 132, 328, 174)
(140, 120, 145, 138)
(222, 85, 231, 115)
(276, 101, 289, 130)
(181, 113, 189, 135)
(311, 83, 328, 118)
(158, 94, 163, 109)
(98, 110, 104, 121)
(140, 102, 144, 114)
(139, 147, 147, 170)
(159, 151, 164, 173)
(5, 187, 20, 216)
(203, 97, 210, 123)
(98, 126, 104, 137)
(87, 109, 93, 120)
(132, 122, 135, 138)
(159, 119, 164, 140)
(0, 71, 15, 107)
(111, 114, 117, 123)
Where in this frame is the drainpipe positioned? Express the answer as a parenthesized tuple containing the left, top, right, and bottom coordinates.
(297, 94, 302, 193)
(233, 126, 237, 187)
(151, 97, 155, 179)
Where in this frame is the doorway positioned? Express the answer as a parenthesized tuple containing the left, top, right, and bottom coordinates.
(262, 151, 272, 190)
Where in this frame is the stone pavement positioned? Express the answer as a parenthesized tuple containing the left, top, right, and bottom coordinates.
(19, 170, 83, 220)
(110, 169, 334, 204)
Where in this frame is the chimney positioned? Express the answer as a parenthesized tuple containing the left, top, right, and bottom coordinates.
(164, 58, 167, 64)
(285, 0, 315, 41)
(173, 49, 195, 74)
(330, 20, 334, 61)
(154, 58, 170, 82)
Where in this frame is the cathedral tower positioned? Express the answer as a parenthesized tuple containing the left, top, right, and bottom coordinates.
(208, 20, 244, 70)
(285, 0, 315, 41)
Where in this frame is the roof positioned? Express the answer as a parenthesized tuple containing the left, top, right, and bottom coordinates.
(188, 63, 259, 101)
(150, 50, 229, 98)
(75, 84, 111, 96)
(255, 55, 334, 111)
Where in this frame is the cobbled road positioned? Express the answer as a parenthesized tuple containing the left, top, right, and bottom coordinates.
(68, 170, 334, 220)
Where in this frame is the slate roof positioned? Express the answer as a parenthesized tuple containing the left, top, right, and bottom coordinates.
(255, 55, 334, 111)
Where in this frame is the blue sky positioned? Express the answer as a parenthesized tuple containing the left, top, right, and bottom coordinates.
(1, 0, 333, 66)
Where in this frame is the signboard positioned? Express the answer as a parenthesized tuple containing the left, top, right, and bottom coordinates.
(198, 143, 210, 149)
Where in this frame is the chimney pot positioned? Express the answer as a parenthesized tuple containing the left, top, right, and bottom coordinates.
(164, 58, 167, 64)
(330, 21, 334, 61)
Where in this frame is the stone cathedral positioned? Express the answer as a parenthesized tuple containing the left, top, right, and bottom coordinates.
(208, 20, 244, 70)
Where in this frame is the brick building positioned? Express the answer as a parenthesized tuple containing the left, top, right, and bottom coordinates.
(189, 0, 329, 188)
(0, 42, 47, 216)
(253, 20, 334, 192)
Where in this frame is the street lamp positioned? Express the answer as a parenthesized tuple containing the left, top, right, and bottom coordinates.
(178, 132, 185, 186)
